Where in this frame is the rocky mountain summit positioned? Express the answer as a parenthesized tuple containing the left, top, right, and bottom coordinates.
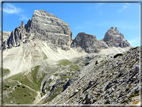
(103, 27, 130, 47)
(71, 27, 130, 53)
(71, 32, 108, 53)
(2, 10, 72, 50)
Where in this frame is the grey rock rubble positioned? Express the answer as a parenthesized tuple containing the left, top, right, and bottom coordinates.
(43, 46, 140, 105)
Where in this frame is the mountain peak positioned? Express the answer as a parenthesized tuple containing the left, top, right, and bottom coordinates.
(103, 27, 130, 47)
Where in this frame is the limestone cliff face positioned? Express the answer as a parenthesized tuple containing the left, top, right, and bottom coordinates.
(7, 21, 26, 49)
(3, 10, 72, 50)
(71, 32, 108, 53)
(71, 27, 131, 53)
(103, 27, 130, 47)
(0, 31, 11, 50)
(27, 10, 72, 46)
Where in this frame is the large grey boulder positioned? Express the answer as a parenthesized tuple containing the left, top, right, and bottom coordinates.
(103, 27, 130, 47)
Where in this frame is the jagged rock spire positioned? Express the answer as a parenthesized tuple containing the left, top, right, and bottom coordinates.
(20, 21, 24, 29)
(103, 27, 130, 47)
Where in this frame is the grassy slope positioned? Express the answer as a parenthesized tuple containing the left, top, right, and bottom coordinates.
(3, 65, 45, 104)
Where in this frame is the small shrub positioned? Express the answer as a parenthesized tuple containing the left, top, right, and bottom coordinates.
(95, 60, 98, 65)
(22, 86, 25, 88)
(17, 85, 20, 87)
(114, 53, 123, 58)
(53, 73, 59, 76)
(48, 79, 52, 84)
(129, 90, 139, 98)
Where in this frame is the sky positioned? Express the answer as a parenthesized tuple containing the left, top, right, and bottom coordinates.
(2, 2, 140, 47)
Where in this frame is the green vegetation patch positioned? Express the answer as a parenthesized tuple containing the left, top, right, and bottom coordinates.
(57, 59, 71, 66)
(1, 68, 10, 77)
(53, 73, 59, 76)
(3, 84, 37, 104)
(130, 46, 139, 50)
(3, 65, 46, 104)
(129, 90, 139, 98)
(48, 79, 52, 84)
(69, 64, 79, 71)
(5, 65, 43, 91)
(45, 86, 51, 91)
(31, 65, 45, 91)
(44, 87, 63, 103)
(60, 75, 70, 79)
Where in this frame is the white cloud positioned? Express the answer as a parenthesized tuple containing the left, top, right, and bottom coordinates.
(126, 3, 130, 5)
(118, 3, 130, 13)
(123, 6, 127, 9)
(118, 9, 123, 13)
(3, 3, 22, 14)
(19, 15, 29, 21)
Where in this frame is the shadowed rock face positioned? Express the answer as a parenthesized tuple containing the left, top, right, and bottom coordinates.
(0, 31, 11, 50)
(71, 32, 108, 53)
(3, 10, 72, 50)
(103, 27, 130, 48)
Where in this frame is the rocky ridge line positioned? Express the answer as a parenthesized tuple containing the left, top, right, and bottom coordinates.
(2, 10, 131, 54)
(2, 10, 72, 50)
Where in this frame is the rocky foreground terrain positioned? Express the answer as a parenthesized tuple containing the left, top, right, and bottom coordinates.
(1, 10, 141, 106)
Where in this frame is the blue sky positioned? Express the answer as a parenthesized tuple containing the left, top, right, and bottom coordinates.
(2, 2, 140, 47)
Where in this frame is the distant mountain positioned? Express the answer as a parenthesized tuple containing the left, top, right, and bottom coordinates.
(71, 27, 131, 53)
(103, 27, 130, 48)
(71, 32, 108, 53)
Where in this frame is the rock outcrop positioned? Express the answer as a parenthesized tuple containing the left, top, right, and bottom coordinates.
(0, 31, 11, 50)
(7, 21, 26, 49)
(103, 27, 130, 47)
(3, 10, 72, 50)
(71, 27, 131, 53)
(45, 46, 140, 105)
(71, 32, 108, 53)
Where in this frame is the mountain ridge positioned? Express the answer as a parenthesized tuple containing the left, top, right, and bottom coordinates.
(1, 10, 131, 53)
